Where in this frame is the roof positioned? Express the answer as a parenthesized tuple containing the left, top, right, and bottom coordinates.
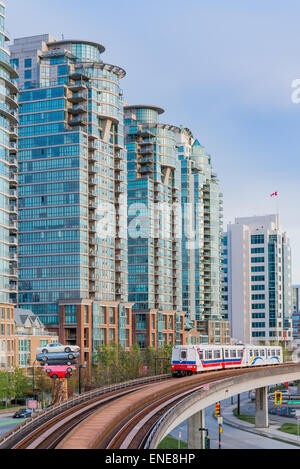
(124, 104, 165, 115)
(47, 39, 105, 54)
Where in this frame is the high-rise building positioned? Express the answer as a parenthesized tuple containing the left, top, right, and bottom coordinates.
(176, 129, 230, 344)
(124, 105, 185, 348)
(0, 2, 19, 370)
(124, 106, 229, 347)
(222, 214, 293, 346)
(292, 285, 300, 345)
(10, 35, 133, 364)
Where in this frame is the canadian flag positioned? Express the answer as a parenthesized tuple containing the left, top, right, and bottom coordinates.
(270, 191, 278, 198)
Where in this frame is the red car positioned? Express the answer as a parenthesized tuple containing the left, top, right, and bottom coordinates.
(43, 365, 76, 380)
(47, 370, 73, 379)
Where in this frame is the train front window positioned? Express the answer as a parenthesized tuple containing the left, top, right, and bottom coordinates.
(181, 351, 187, 360)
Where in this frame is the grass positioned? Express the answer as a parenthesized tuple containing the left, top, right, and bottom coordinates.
(157, 435, 188, 449)
(0, 404, 21, 411)
(233, 408, 255, 425)
(278, 423, 300, 436)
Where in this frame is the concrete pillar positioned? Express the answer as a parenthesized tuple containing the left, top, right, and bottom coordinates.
(296, 381, 300, 393)
(188, 410, 205, 449)
(255, 386, 269, 428)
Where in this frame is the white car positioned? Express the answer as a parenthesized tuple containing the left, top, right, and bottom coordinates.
(36, 343, 80, 354)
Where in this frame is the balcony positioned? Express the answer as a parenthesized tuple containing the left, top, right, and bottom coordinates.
(89, 165, 97, 175)
(9, 220, 18, 232)
(138, 166, 153, 174)
(0, 103, 18, 125)
(9, 235, 17, 246)
(9, 252, 17, 261)
(138, 147, 154, 155)
(68, 81, 88, 92)
(9, 268, 17, 277)
(9, 204, 17, 214)
(9, 188, 17, 199)
(68, 116, 87, 126)
(9, 173, 17, 185)
(68, 92, 87, 103)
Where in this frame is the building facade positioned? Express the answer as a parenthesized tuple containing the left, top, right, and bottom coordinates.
(10, 35, 133, 363)
(124, 106, 229, 347)
(176, 128, 229, 344)
(124, 105, 185, 348)
(14, 308, 58, 370)
(292, 285, 300, 345)
(0, 2, 19, 370)
(222, 215, 293, 346)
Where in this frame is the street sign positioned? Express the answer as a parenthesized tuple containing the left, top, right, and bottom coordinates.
(28, 399, 37, 409)
(217, 416, 223, 425)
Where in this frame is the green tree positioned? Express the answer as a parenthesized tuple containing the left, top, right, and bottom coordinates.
(10, 368, 31, 398)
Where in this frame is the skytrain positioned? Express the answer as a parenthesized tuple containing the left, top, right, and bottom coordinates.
(171, 344, 283, 377)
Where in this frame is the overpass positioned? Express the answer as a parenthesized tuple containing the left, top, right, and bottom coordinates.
(1, 363, 300, 449)
(147, 362, 300, 449)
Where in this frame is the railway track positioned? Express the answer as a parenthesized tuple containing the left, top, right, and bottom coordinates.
(0, 374, 171, 450)
(2, 363, 294, 450)
(58, 366, 278, 449)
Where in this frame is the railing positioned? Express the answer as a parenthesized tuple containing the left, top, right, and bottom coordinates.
(0, 373, 171, 449)
(144, 386, 202, 449)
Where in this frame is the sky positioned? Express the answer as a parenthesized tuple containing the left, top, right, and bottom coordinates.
(6, 0, 300, 281)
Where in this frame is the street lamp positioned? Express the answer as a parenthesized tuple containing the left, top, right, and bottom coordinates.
(78, 363, 87, 395)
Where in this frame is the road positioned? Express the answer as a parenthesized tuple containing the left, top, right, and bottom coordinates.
(0, 411, 27, 438)
(171, 393, 298, 450)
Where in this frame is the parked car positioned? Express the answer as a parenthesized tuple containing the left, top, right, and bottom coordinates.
(38, 357, 78, 367)
(36, 343, 80, 354)
(43, 365, 76, 374)
(36, 352, 80, 363)
(13, 408, 32, 419)
(48, 371, 72, 379)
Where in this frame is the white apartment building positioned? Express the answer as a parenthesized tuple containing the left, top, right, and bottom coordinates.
(222, 215, 293, 346)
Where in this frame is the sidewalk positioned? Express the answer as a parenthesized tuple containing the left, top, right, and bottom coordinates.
(222, 404, 300, 447)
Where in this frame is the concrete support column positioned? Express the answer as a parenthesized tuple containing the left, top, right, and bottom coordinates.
(255, 386, 269, 428)
(188, 410, 205, 449)
(296, 381, 300, 393)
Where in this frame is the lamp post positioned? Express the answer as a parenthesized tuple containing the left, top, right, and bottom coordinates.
(78, 364, 87, 395)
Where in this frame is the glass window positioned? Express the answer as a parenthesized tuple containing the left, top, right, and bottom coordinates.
(24, 58, 32, 68)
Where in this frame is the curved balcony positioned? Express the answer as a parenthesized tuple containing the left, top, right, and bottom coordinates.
(0, 76, 18, 94)
(0, 59, 18, 79)
(0, 102, 18, 125)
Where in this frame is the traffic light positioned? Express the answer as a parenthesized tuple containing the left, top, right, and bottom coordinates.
(275, 391, 282, 405)
(215, 402, 221, 417)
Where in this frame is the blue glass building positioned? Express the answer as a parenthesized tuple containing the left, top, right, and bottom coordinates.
(177, 128, 229, 344)
(124, 105, 184, 348)
(0, 1, 19, 369)
(10, 35, 132, 361)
